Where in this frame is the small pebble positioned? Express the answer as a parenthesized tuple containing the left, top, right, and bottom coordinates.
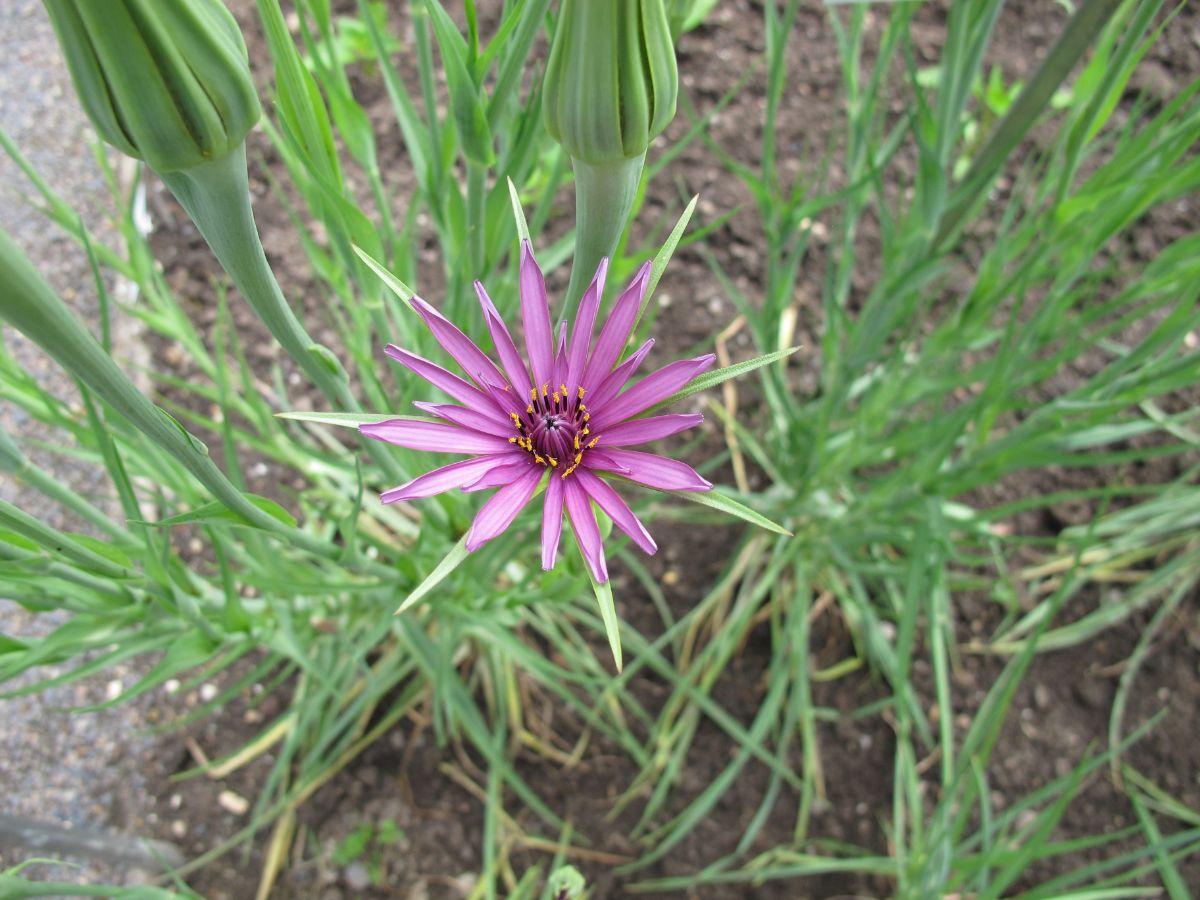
(1033, 683, 1051, 710)
(344, 861, 371, 892)
(218, 790, 250, 816)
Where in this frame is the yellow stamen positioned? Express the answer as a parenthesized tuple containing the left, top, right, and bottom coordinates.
(530, 387, 538, 401)
(560, 383, 568, 397)
(574, 452, 583, 464)
(508, 436, 518, 443)
(561, 464, 577, 478)
(587, 436, 600, 449)
(552, 392, 561, 404)
(542, 383, 549, 397)
(579, 403, 586, 412)
(583, 413, 590, 422)
(573, 435, 581, 450)
(577, 386, 586, 400)
(582, 426, 590, 435)
(548, 457, 558, 467)
(526, 403, 534, 414)
(534, 453, 545, 465)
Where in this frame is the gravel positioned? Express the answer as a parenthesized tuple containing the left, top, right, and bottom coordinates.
(0, 0, 170, 887)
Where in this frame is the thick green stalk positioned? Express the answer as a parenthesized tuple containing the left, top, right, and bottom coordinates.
(157, 148, 352, 403)
(934, 0, 1123, 247)
(564, 154, 645, 311)
(157, 147, 404, 483)
(0, 225, 333, 556)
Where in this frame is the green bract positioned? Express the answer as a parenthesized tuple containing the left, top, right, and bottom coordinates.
(542, 0, 678, 164)
(43, 0, 260, 172)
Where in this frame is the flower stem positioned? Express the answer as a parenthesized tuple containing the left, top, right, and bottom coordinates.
(564, 154, 645, 313)
(158, 147, 405, 483)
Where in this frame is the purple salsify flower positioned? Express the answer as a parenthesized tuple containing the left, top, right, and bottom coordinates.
(360, 241, 714, 584)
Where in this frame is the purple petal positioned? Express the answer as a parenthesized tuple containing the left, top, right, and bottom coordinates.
(574, 469, 656, 555)
(566, 258, 608, 388)
(384, 345, 506, 414)
(412, 296, 507, 388)
(550, 324, 569, 390)
(465, 465, 544, 550)
(541, 472, 564, 569)
(360, 419, 514, 454)
(583, 448, 712, 492)
(462, 459, 533, 492)
(582, 448, 633, 475)
(564, 477, 608, 583)
(381, 455, 511, 503)
(413, 401, 509, 434)
(475, 281, 530, 391)
(581, 262, 651, 389)
(520, 241, 554, 389)
(597, 414, 704, 447)
(587, 339, 654, 410)
(590, 355, 715, 431)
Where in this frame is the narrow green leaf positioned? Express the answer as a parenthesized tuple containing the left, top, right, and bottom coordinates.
(136, 494, 297, 530)
(353, 243, 416, 309)
(75, 630, 219, 712)
(507, 177, 531, 244)
(671, 488, 792, 536)
(647, 194, 699, 301)
(396, 533, 469, 614)
(276, 410, 428, 428)
(654, 346, 800, 410)
(583, 543, 623, 672)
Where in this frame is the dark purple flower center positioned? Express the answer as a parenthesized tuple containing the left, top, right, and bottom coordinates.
(507, 383, 600, 478)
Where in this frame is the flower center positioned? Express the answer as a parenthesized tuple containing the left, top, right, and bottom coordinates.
(507, 383, 600, 478)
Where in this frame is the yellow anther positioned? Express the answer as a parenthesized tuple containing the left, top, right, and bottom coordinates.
(530, 387, 538, 401)
(509, 411, 522, 423)
(560, 383, 568, 397)
(548, 457, 558, 467)
(573, 434, 581, 450)
(574, 452, 583, 464)
(534, 453, 545, 465)
(582, 426, 590, 435)
(579, 403, 586, 412)
(583, 413, 590, 422)
(553, 392, 561, 404)
(561, 464, 577, 478)
(587, 436, 600, 449)
(526, 403, 534, 414)
(542, 383, 549, 397)
(508, 436, 518, 443)
(577, 386, 586, 400)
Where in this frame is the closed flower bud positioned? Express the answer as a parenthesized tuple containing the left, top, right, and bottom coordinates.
(543, 0, 678, 164)
(44, 0, 260, 173)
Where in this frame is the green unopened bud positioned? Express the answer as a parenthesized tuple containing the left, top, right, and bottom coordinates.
(543, 1, 679, 310)
(543, 0, 678, 164)
(44, 0, 260, 173)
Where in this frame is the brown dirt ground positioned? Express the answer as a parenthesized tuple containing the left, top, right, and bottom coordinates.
(133, 1, 1200, 898)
